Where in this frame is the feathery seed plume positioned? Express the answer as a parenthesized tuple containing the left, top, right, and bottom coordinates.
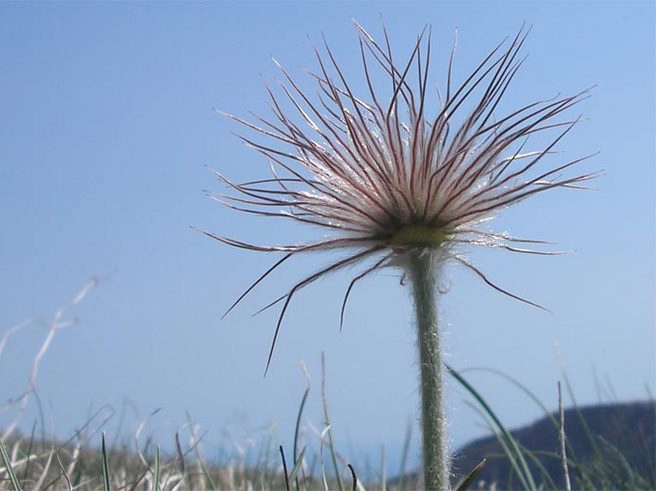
(205, 23, 597, 372)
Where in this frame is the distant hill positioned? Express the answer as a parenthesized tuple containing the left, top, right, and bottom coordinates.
(451, 400, 655, 490)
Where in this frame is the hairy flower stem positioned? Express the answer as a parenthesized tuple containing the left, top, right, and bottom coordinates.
(408, 250, 449, 491)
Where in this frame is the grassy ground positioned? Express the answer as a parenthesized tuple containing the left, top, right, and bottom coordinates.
(1, 281, 653, 490)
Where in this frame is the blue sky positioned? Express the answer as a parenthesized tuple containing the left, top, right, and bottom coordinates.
(1, 1, 654, 472)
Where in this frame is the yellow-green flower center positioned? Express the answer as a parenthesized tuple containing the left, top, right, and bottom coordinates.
(389, 225, 447, 248)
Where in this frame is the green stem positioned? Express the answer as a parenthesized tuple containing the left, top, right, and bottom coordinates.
(408, 250, 449, 491)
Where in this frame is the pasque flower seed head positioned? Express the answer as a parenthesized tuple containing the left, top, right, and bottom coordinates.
(204, 23, 597, 371)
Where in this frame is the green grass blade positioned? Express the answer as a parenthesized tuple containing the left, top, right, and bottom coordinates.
(153, 446, 160, 491)
(464, 400, 529, 490)
(447, 364, 537, 491)
(598, 436, 649, 490)
(347, 464, 357, 491)
(561, 370, 609, 484)
(396, 420, 412, 491)
(279, 445, 291, 491)
(185, 413, 217, 491)
(0, 439, 23, 491)
(195, 454, 217, 490)
(464, 368, 582, 466)
(455, 458, 486, 491)
(462, 368, 555, 423)
(288, 446, 307, 483)
(101, 432, 111, 491)
(519, 446, 559, 490)
(21, 421, 37, 487)
(380, 445, 386, 491)
(55, 452, 74, 491)
(293, 387, 310, 491)
(322, 354, 344, 491)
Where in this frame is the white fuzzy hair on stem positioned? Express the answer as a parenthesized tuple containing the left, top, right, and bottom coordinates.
(203, 22, 597, 373)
